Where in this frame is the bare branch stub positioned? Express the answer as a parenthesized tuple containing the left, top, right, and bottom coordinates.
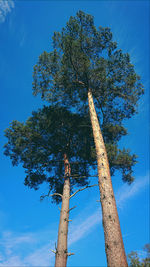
(70, 184, 98, 199)
(68, 205, 77, 213)
(50, 249, 57, 254)
(67, 252, 75, 256)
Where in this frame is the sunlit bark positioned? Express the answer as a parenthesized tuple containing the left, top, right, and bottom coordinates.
(88, 90, 128, 267)
(55, 154, 71, 267)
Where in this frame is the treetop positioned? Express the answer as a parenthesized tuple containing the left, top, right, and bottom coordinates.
(33, 10, 144, 126)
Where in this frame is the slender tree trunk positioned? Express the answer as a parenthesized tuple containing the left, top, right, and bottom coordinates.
(88, 90, 128, 267)
(55, 154, 71, 267)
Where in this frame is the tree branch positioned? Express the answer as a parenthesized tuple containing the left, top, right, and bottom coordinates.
(67, 252, 75, 256)
(70, 184, 98, 199)
(73, 79, 85, 86)
(48, 159, 97, 166)
(40, 191, 63, 201)
(49, 193, 63, 198)
(71, 174, 98, 179)
(50, 249, 57, 254)
(68, 206, 77, 213)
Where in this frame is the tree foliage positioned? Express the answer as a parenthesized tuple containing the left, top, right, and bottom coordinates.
(4, 106, 96, 203)
(4, 105, 137, 203)
(32, 10, 142, 183)
(128, 244, 150, 267)
(33, 11, 143, 120)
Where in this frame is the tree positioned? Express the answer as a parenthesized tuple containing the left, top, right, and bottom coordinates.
(128, 244, 150, 267)
(4, 106, 97, 267)
(32, 11, 144, 267)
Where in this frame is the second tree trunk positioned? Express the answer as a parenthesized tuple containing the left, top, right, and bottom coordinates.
(55, 154, 71, 267)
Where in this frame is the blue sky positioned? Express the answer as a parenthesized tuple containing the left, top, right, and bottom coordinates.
(0, 0, 149, 266)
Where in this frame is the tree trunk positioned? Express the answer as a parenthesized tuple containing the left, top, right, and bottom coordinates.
(55, 154, 71, 267)
(88, 90, 128, 267)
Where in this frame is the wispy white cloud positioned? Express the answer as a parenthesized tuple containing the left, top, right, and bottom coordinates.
(116, 174, 149, 209)
(25, 243, 54, 266)
(19, 32, 26, 47)
(68, 174, 149, 247)
(0, 231, 36, 257)
(0, 174, 149, 266)
(0, 255, 25, 267)
(0, 230, 55, 266)
(0, 0, 14, 23)
(69, 209, 101, 246)
(0, 231, 36, 266)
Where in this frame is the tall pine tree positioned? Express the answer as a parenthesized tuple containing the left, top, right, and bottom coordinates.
(32, 11, 144, 266)
(4, 106, 97, 267)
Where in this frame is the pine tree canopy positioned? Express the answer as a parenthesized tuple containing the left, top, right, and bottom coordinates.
(31, 10, 142, 184)
(33, 10, 144, 125)
(4, 105, 137, 199)
(4, 106, 96, 203)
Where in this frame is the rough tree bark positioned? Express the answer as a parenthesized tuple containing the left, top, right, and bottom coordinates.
(55, 154, 71, 267)
(88, 89, 128, 267)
